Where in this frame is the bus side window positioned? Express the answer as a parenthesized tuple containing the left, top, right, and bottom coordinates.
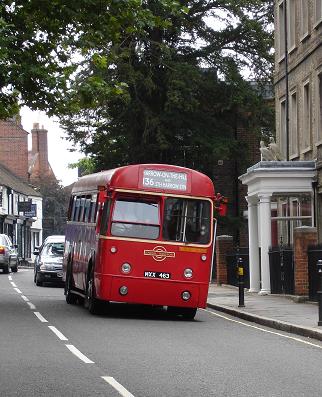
(89, 194, 97, 223)
(79, 197, 86, 222)
(99, 199, 110, 235)
(84, 196, 91, 223)
(69, 196, 77, 221)
(74, 197, 81, 222)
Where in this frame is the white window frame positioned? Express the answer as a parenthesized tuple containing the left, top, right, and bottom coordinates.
(280, 98, 287, 158)
(301, 80, 312, 153)
(290, 89, 298, 158)
(300, 0, 310, 40)
(287, 0, 297, 51)
(314, 0, 322, 26)
(278, 0, 286, 61)
(315, 69, 322, 146)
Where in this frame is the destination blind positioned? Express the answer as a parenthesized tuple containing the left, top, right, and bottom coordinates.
(142, 169, 188, 191)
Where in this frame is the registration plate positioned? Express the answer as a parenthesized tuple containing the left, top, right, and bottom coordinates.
(144, 271, 171, 279)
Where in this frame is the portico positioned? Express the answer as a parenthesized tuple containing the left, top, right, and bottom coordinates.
(239, 161, 316, 294)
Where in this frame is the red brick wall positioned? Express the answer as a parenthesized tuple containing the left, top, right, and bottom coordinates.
(294, 227, 318, 296)
(216, 235, 233, 285)
(0, 120, 29, 180)
(213, 119, 261, 246)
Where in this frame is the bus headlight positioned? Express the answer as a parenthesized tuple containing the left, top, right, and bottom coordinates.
(201, 254, 207, 261)
(121, 263, 131, 274)
(119, 286, 128, 295)
(182, 291, 191, 301)
(184, 268, 193, 279)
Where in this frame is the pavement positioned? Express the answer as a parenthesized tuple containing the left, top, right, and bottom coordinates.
(207, 283, 322, 342)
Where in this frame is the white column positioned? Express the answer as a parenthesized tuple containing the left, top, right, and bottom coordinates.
(258, 194, 272, 295)
(246, 196, 260, 292)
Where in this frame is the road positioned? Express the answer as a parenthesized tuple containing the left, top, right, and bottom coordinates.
(1, 269, 322, 397)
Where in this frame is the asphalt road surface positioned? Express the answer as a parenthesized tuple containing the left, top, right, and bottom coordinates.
(1, 268, 322, 397)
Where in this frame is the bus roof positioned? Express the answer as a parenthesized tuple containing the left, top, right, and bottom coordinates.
(72, 164, 215, 198)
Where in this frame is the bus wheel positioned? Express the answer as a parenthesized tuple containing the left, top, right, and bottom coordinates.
(168, 306, 197, 320)
(85, 268, 101, 314)
(180, 308, 197, 320)
(65, 266, 77, 304)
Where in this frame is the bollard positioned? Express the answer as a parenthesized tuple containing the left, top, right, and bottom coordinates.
(237, 257, 245, 308)
(317, 259, 322, 326)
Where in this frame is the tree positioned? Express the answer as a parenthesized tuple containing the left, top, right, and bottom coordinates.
(35, 179, 70, 238)
(1, 1, 274, 174)
(56, 0, 274, 175)
(0, 0, 184, 119)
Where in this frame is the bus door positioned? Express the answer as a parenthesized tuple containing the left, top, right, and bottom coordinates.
(95, 189, 111, 274)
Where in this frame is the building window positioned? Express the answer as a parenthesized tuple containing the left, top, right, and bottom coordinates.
(288, 0, 296, 50)
(280, 99, 287, 158)
(300, 0, 309, 38)
(302, 81, 311, 150)
(278, 1, 286, 59)
(290, 91, 298, 156)
(318, 73, 322, 141)
(315, 0, 322, 23)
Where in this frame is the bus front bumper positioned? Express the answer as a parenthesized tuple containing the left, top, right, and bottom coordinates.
(96, 275, 208, 308)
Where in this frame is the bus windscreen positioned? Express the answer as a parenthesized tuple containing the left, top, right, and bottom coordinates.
(163, 198, 211, 244)
(111, 199, 160, 239)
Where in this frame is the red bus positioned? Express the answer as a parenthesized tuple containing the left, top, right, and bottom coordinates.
(63, 164, 225, 319)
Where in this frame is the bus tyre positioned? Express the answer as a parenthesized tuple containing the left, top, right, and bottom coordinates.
(167, 306, 197, 320)
(180, 307, 197, 320)
(85, 268, 101, 315)
(65, 266, 77, 304)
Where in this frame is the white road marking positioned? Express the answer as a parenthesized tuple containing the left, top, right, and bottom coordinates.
(48, 326, 68, 341)
(65, 344, 94, 364)
(27, 302, 36, 310)
(10, 281, 17, 287)
(8, 275, 12, 280)
(34, 312, 48, 323)
(21, 295, 29, 302)
(13, 287, 22, 294)
(102, 377, 135, 397)
(203, 309, 322, 349)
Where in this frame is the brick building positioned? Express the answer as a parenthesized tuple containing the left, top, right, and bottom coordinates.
(213, 120, 262, 247)
(275, 0, 322, 242)
(232, 1, 322, 296)
(0, 118, 43, 261)
(0, 118, 29, 180)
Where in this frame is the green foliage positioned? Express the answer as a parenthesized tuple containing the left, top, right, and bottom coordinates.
(56, 0, 274, 177)
(68, 157, 96, 176)
(35, 178, 70, 238)
(1, 0, 274, 181)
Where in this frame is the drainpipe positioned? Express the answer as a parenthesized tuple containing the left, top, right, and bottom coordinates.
(284, 0, 290, 160)
(284, 0, 291, 245)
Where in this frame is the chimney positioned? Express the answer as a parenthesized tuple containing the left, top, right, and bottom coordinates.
(31, 123, 49, 173)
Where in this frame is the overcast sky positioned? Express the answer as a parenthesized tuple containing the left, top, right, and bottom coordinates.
(20, 107, 82, 186)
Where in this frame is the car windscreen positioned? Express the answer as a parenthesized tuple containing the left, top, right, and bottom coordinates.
(43, 242, 65, 257)
(111, 198, 160, 239)
(163, 198, 211, 244)
(0, 236, 7, 246)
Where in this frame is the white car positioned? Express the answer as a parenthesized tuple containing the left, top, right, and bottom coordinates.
(34, 235, 65, 286)
(0, 234, 19, 273)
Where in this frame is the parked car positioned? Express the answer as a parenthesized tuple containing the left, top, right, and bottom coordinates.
(0, 234, 18, 273)
(34, 235, 65, 286)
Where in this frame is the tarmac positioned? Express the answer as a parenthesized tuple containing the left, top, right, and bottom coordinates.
(207, 283, 322, 342)
(19, 263, 322, 341)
